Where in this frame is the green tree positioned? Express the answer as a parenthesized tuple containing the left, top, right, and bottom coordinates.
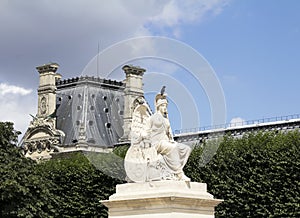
(2, 121, 299, 217)
(37, 152, 123, 217)
(0, 122, 55, 217)
(185, 131, 300, 217)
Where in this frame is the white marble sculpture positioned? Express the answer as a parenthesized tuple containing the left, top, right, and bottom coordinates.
(125, 88, 192, 182)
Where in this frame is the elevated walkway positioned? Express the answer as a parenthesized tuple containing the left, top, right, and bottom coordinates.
(174, 114, 300, 143)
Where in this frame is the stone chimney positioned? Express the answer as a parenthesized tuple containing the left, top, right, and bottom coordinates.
(120, 65, 146, 142)
(36, 63, 61, 118)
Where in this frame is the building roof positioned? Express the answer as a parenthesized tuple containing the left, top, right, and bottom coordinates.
(55, 76, 125, 148)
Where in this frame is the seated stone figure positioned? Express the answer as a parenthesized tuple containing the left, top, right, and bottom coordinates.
(125, 91, 191, 182)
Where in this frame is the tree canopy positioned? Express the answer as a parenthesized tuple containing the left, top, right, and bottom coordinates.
(185, 131, 300, 217)
(1, 121, 299, 217)
(0, 122, 55, 217)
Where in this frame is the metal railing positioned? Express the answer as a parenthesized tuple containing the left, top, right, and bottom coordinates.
(174, 114, 300, 135)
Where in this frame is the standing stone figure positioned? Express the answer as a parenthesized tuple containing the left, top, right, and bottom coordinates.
(125, 89, 192, 182)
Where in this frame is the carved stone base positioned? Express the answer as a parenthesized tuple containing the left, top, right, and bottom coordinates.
(101, 181, 223, 218)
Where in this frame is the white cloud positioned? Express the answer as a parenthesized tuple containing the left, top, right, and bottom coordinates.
(0, 1, 231, 140)
(0, 92, 36, 139)
(147, 0, 230, 36)
(0, 83, 32, 96)
(230, 117, 245, 127)
(151, 1, 182, 27)
(0, 83, 35, 139)
(0, 1, 231, 82)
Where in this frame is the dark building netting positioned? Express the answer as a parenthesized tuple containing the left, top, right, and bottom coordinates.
(56, 77, 125, 148)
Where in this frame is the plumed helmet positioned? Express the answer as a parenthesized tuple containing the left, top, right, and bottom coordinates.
(155, 93, 168, 111)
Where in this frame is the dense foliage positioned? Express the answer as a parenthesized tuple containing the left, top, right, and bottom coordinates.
(185, 131, 300, 217)
(36, 152, 122, 217)
(0, 122, 122, 217)
(1, 121, 299, 217)
(0, 122, 55, 217)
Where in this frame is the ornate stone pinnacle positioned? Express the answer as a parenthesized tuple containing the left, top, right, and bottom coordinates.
(122, 65, 146, 76)
(36, 63, 60, 74)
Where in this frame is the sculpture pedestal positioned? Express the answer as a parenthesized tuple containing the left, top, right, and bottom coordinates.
(101, 181, 223, 218)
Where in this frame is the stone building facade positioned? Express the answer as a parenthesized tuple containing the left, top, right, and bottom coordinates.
(21, 63, 145, 160)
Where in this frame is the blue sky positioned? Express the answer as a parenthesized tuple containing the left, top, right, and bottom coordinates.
(190, 0, 300, 121)
(0, 0, 300, 136)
